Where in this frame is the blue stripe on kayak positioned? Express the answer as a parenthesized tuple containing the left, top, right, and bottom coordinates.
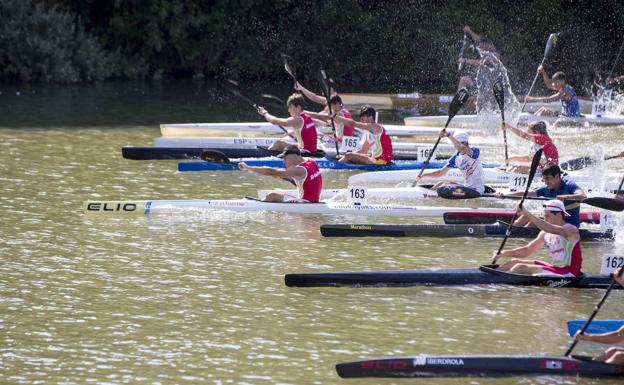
(567, 320, 624, 336)
(145, 201, 152, 214)
(178, 159, 501, 172)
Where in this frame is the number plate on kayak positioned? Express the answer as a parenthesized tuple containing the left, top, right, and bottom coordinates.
(600, 254, 624, 276)
(508, 173, 529, 191)
(340, 136, 359, 152)
(347, 187, 367, 205)
(416, 146, 432, 162)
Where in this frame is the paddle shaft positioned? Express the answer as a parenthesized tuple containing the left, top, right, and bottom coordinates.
(565, 268, 624, 356)
(319, 69, 340, 155)
(520, 56, 546, 112)
(227, 85, 294, 139)
(493, 149, 543, 261)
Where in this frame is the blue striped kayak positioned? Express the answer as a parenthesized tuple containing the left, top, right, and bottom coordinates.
(178, 158, 502, 172)
(567, 320, 624, 336)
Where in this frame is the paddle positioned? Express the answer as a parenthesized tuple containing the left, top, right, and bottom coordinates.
(318, 68, 341, 155)
(437, 186, 624, 211)
(492, 79, 508, 162)
(200, 150, 297, 186)
(560, 153, 624, 171)
(260, 93, 286, 108)
(281, 54, 298, 84)
(565, 268, 624, 356)
(458, 32, 469, 72)
(492, 149, 543, 263)
(224, 80, 294, 140)
(616, 173, 624, 197)
(411, 87, 470, 187)
(521, 33, 559, 112)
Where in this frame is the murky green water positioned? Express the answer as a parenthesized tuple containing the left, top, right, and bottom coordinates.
(1, 81, 624, 385)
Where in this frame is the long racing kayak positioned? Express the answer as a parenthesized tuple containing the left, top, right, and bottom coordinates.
(348, 168, 623, 185)
(443, 211, 601, 225)
(335, 354, 624, 378)
(160, 122, 484, 137)
(82, 198, 506, 218)
(405, 113, 624, 127)
(284, 264, 623, 289)
(178, 158, 501, 172)
(319, 223, 614, 241)
(122, 146, 280, 160)
(567, 320, 624, 336)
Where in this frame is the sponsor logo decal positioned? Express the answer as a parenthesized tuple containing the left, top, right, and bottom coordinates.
(86, 202, 138, 212)
(362, 360, 408, 370)
(413, 356, 464, 366)
(451, 188, 466, 197)
(350, 225, 371, 230)
(547, 279, 572, 287)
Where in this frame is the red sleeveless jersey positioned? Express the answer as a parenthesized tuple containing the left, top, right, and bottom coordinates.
(296, 159, 322, 203)
(296, 113, 317, 152)
(341, 108, 355, 137)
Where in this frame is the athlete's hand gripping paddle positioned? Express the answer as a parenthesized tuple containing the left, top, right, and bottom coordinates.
(521, 33, 559, 112)
(565, 267, 624, 356)
(412, 87, 470, 187)
(491, 149, 543, 263)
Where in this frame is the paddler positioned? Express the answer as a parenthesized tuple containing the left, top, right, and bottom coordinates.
(414, 130, 485, 193)
(329, 106, 393, 165)
(294, 81, 337, 114)
(524, 68, 580, 117)
(457, 25, 501, 91)
(493, 200, 582, 277)
(503, 121, 559, 173)
(257, 93, 318, 153)
(238, 148, 322, 203)
(306, 95, 356, 140)
(573, 267, 624, 364)
(495, 164, 586, 227)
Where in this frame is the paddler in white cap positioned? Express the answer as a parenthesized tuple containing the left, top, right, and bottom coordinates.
(414, 129, 485, 193)
(493, 199, 583, 277)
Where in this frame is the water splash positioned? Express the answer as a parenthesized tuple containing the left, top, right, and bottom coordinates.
(474, 48, 521, 135)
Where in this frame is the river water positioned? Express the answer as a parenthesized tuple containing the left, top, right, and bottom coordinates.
(1, 81, 624, 385)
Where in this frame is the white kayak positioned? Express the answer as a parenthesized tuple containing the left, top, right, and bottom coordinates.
(159, 122, 484, 138)
(404, 113, 624, 128)
(257, 186, 441, 201)
(348, 168, 623, 186)
(152, 136, 489, 154)
(340, 92, 593, 114)
(82, 198, 513, 218)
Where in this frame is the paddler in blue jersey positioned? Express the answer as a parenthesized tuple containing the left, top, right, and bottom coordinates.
(573, 267, 624, 364)
(495, 164, 586, 227)
(524, 68, 580, 117)
(414, 130, 485, 193)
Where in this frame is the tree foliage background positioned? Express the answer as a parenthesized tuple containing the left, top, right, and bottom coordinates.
(1, 0, 623, 93)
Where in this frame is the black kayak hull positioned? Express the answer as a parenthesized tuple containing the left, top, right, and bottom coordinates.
(284, 264, 622, 289)
(319, 223, 614, 241)
(122, 146, 280, 160)
(336, 355, 624, 378)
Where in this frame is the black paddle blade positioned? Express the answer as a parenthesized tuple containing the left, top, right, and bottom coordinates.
(281, 55, 297, 81)
(493, 80, 505, 114)
(449, 87, 470, 119)
(560, 156, 595, 171)
(582, 197, 624, 212)
(436, 185, 482, 200)
(224, 79, 257, 108)
(261, 94, 285, 108)
(526, 149, 544, 194)
(200, 150, 230, 163)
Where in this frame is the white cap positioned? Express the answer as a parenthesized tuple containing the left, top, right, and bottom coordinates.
(453, 130, 469, 143)
(543, 199, 571, 217)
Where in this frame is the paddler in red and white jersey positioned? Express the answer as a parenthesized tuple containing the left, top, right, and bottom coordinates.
(306, 95, 355, 141)
(492, 199, 583, 277)
(257, 93, 318, 153)
(503, 121, 559, 174)
(329, 106, 393, 165)
(238, 148, 322, 203)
